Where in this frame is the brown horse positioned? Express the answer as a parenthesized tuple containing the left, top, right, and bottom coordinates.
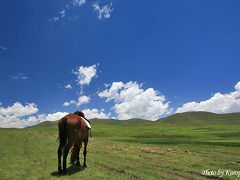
(57, 111, 90, 174)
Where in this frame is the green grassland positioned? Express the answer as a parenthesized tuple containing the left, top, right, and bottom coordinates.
(1, 112, 240, 179)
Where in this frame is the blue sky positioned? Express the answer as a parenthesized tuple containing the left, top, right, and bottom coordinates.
(0, 0, 240, 127)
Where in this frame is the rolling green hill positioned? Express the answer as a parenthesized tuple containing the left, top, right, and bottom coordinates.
(1, 111, 240, 179)
(31, 111, 240, 128)
(157, 111, 240, 126)
(31, 118, 151, 128)
(90, 118, 151, 126)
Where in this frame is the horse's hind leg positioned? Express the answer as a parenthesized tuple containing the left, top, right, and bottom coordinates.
(83, 140, 88, 168)
(76, 142, 82, 166)
(63, 142, 73, 174)
(57, 144, 62, 173)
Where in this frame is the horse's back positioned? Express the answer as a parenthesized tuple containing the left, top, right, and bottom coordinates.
(59, 113, 88, 142)
(65, 114, 82, 125)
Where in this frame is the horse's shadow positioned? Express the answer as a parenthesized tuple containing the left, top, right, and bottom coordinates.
(51, 164, 85, 177)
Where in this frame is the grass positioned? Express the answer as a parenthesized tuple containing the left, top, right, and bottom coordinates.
(1, 112, 240, 179)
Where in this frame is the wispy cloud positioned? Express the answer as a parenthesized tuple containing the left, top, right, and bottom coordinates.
(72, 0, 86, 7)
(9, 72, 28, 80)
(48, 16, 60, 22)
(0, 45, 7, 51)
(49, 0, 114, 22)
(49, 0, 86, 22)
(60, 9, 66, 18)
(92, 2, 113, 20)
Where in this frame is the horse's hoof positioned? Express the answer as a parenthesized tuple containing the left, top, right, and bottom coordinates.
(58, 168, 63, 174)
(62, 170, 68, 175)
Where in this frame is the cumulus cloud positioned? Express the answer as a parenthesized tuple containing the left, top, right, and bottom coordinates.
(63, 95, 90, 107)
(0, 102, 38, 128)
(83, 108, 111, 119)
(0, 102, 69, 128)
(37, 112, 69, 122)
(176, 81, 240, 114)
(0, 102, 38, 117)
(93, 2, 113, 20)
(0, 115, 39, 128)
(235, 82, 240, 91)
(73, 64, 98, 94)
(98, 81, 172, 120)
(98, 82, 124, 102)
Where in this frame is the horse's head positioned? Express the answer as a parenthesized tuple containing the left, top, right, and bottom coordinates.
(74, 111, 85, 118)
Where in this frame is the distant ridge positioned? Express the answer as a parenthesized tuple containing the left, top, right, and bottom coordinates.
(28, 111, 240, 128)
(30, 118, 151, 128)
(90, 118, 151, 126)
(157, 111, 240, 126)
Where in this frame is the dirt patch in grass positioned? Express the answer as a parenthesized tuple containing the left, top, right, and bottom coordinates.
(93, 161, 138, 179)
(220, 152, 240, 157)
(131, 146, 167, 155)
(104, 145, 128, 152)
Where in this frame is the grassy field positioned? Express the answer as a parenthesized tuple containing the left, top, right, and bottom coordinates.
(1, 112, 240, 179)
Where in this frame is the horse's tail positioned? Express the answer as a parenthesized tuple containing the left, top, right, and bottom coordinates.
(57, 117, 68, 148)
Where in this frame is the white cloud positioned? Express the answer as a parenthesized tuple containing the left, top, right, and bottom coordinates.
(0, 102, 38, 117)
(98, 82, 124, 102)
(0, 101, 68, 128)
(235, 82, 240, 91)
(60, 9, 66, 18)
(98, 81, 172, 120)
(37, 112, 69, 123)
(48, 16, 60, 22)
(63, 95, 90, 107)
(0, 102, 39, 128)
(9, 72, 28, 80)
(65, 84, 72, 89)
(63, 64, 97, 107)
(0, 115, 39, 128)
(93, 2, 113, 20)
(49, 0, 86, 22)
(83, 108, 111, 119)
(72, 0, 86, 7)
(50, 0, 114, 22)
(63, 100, 76, 107)
(73, 64, 98, 94)
(176, 81, 240, 114)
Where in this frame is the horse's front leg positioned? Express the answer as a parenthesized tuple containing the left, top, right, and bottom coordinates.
(83, 139, 88, 168)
